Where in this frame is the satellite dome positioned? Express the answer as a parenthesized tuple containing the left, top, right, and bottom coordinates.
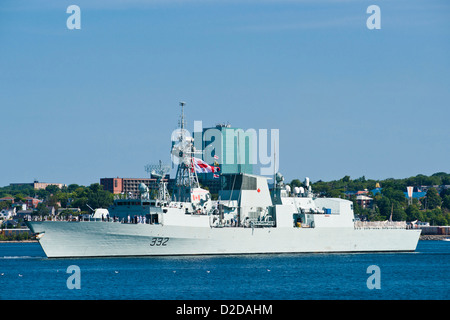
(275, 172, 284, 183)
(139, 183, 149, 194)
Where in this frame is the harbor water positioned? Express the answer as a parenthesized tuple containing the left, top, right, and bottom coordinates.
(0, 241, 448, 300)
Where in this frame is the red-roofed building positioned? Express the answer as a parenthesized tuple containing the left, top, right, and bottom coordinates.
(24, 197, 42, 209)
(0, 197, 14, 204)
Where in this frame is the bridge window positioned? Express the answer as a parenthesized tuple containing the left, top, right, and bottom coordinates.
(222, 174, 257, 191)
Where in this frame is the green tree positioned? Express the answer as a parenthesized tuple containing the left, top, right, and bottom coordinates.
(405, 205, 422, 221)
(426, 208, 443, 226)
(442, 195, 450, 211)
(442, 176, 450, 185)
(45, 185, 60, 194)
(391, 202, 407, 221)
(381, 178, 407, 192)
(35, 203, 50, 216)
(290, 179, 302, 188)
(14, 193, 26, 203)
(327, 189, 345, 198)
(57, 192, 71, 208)
(71, 197, 89, 212)
(86, 187, 113, 210)
(440, 188, 450, 199)
(0, 201, 11, 210)
(381, 187, 406, 203)
(47, 194, 60, 213)
(88, 183, 103, 193)
(425, 188, 441, 209)
(36, 189, 50, 200)
(311, 181, 330, 196)
(374, 196, 391, 218)
(68, 184, 113, 212)
(67, 184, 80, 193)
(73, 187, 88, 199)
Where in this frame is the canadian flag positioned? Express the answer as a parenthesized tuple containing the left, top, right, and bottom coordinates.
(193, 157, 220, 173)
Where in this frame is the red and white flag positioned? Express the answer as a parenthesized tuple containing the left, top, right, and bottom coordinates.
(193, 157, 220, 173)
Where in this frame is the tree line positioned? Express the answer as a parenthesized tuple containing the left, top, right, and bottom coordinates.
(2, 172, 450, 225)
(0, 183, 114, 216)
(290, 172, 450, 226)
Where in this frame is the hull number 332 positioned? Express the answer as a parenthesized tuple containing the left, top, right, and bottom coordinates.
(150, 237, 169, 246)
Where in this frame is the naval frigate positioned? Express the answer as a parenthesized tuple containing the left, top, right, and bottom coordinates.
(26, 103, 421, 258)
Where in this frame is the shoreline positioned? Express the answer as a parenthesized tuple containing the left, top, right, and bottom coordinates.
(0, 240, 38, 243)
(0, 236, 448, 243)
(419, 235, 449, 241)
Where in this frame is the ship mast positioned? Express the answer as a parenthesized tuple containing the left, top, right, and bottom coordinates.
(173, 101, 200, 201)
(145, 160, 170, 201)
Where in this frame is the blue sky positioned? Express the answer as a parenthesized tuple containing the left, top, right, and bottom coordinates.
(0, 0, 449, 187)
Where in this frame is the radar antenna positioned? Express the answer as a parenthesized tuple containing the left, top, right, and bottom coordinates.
(144, 160, 171, 201)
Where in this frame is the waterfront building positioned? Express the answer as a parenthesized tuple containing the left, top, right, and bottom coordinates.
(100, 176, 175, 197)
(0, 196, 15, 204)
(356, 195, 373, 209)
(24, 197, 42, 209)
(9, 181, 66, 190)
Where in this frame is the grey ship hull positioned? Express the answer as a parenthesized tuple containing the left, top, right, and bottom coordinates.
(28, 221, 421, 258)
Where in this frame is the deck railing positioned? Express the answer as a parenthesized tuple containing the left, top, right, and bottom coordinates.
(354, 221, 407, 229)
